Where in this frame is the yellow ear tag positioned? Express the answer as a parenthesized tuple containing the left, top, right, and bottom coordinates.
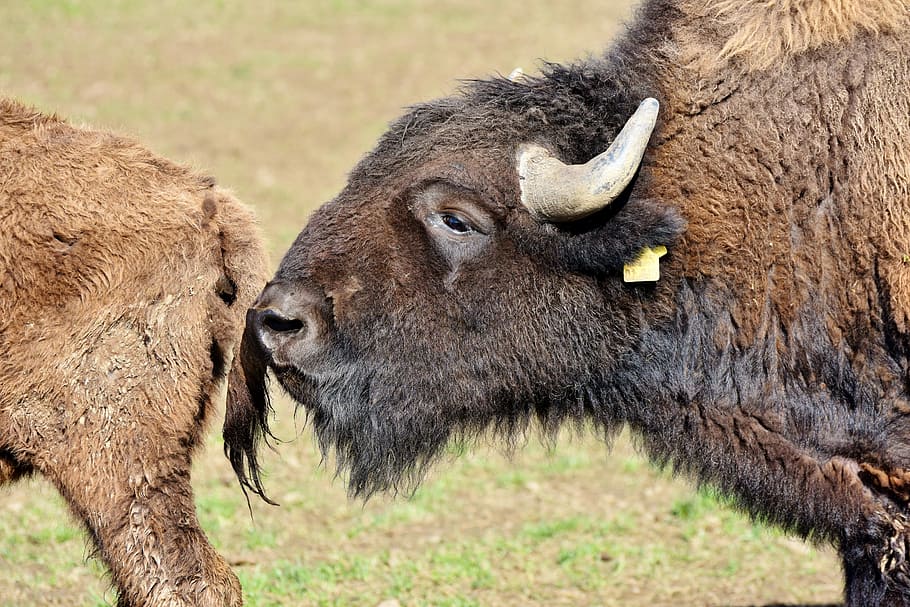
(623, 245, 667, 283)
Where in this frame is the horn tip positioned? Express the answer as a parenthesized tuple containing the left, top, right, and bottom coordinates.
(639, 97, 660, 118)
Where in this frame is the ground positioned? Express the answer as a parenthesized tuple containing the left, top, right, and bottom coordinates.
(0, 2, 843, 606)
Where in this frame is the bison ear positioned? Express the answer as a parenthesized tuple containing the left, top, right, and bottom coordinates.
(514, 198, 685, 277)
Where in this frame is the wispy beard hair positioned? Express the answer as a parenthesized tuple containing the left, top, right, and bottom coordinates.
(296, 371, 621, 499)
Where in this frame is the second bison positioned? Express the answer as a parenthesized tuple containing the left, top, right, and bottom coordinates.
(0, 98, 266, 606)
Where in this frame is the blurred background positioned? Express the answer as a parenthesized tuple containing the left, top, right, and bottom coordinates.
(0, 2, 841, 606)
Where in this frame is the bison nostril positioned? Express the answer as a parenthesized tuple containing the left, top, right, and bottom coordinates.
(260, 309, 304, 334)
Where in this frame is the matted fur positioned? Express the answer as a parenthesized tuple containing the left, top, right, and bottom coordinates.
(705, 0, 909, 69)
(229, 0, 910, 605)
(676, 0, 910, 72)
(0, 98, 267, 606)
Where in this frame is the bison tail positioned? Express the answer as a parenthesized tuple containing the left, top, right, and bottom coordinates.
(210, 188, 277, 506)
(224, 314, 278, 506)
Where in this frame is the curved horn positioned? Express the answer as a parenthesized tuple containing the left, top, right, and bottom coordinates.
(517, 97, 660, 222)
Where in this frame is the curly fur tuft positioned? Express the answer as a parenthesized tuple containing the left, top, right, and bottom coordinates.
(707, 0, 909, 69)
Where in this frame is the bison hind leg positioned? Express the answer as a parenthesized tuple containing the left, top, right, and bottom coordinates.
(0, 449, 32, 485)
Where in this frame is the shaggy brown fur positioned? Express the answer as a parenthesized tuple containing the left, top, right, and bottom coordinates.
(655, 0, 910, 397)
(229, 0, 910, 605)
(688, 0, 909, 70)
(0, 98, 267, 606)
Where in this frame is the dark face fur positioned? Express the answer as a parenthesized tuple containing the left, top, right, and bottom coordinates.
(245, 140, 682, 497)
(224, 63, 685, 498)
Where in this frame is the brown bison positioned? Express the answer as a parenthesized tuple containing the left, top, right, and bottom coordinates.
(0, 98, 267, 606)
(226, 0, 910, 604)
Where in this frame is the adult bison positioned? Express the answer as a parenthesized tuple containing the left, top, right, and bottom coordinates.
(1, 98, 267, 606)
(226, 0, 910, 604)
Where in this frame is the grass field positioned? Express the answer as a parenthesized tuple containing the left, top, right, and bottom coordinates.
(0, 2, 844, 606)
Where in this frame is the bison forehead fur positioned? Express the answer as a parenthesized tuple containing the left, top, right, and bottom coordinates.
(227, 0, 910, 604)
(0, 98, 268, 606)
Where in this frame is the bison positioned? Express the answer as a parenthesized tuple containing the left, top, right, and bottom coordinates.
(225, 0, 910, 604)
(0, 98, 267, 606)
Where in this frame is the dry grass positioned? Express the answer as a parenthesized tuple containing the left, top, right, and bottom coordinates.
(0, 2, 842, 606)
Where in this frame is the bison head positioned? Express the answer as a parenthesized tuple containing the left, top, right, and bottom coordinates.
(226, 66, 685, 499)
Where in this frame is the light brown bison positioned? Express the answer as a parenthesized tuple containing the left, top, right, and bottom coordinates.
(0, 98, 267, 606)
(227, 0, 910, 604)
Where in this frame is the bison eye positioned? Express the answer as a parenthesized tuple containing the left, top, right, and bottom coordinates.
(441, 213, 473, 234)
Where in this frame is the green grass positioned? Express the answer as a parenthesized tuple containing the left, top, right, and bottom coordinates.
(0, 421, 841, 606)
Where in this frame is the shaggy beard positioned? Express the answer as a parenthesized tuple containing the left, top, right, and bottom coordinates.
(274, 367, 458, 498)
(275, 365, 615, 499)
